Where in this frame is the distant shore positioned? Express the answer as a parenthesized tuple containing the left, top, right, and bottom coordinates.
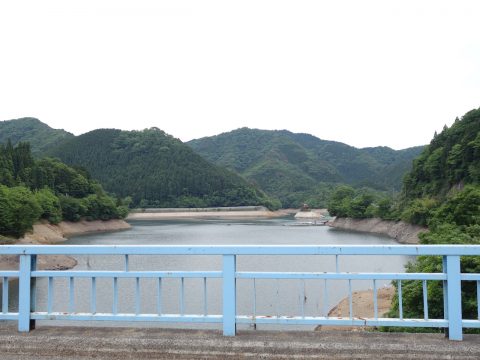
(127, 206, 298, 220)
(0, 219, 131, 271)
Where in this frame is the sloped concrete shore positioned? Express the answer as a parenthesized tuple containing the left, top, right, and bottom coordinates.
(329, 217, 427, 244)
(128, 206, 279, 220)
(0, 325, 478, 359)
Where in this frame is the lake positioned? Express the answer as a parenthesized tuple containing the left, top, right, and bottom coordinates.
(28, 217, 412, 330)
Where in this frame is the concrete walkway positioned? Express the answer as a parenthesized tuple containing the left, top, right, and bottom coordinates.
(0, 325, 480, 359)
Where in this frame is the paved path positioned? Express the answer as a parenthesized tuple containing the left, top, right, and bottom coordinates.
(0, 325, 480, 359)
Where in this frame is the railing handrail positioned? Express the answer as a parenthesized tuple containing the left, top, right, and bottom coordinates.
(1, 244, 478, 341)
(2, 244, 480, 255)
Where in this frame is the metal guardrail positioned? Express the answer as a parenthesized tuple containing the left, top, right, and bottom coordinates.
(0, 245, 479, 341)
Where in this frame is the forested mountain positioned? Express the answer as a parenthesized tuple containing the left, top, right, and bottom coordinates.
(0, 118, 74, 155)
(47, 128, 277, 209)
(392, 107, 480, 324)
(328, 107, 480, 230)
(0, 141, 127, 238)
(327, 107, 480, 326)
(403, 109, 480, 199)
(188, 128, 423, 207)
(0, 118, 421, 209)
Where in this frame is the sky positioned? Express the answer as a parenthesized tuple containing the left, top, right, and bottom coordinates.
(0, 1, 479, 150)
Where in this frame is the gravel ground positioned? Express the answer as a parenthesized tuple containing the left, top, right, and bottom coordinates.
(0, 324, 479, 359)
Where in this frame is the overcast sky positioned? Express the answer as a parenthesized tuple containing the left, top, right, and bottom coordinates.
(1, 1, 479, 150)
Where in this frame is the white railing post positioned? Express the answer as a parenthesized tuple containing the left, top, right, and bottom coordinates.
(223, 254, 236, 336)
(445, 255, 462, 340)
(18, 255, 34, 332)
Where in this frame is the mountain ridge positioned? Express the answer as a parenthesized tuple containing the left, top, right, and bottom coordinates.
(188, 127, 424, 207)
(0, 118, 423, 208)
(0, 117, 74, 155)
(45, 127, 277, 208)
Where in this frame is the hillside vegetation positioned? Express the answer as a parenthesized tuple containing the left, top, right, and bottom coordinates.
(328, 107, 480, 329)
(0, 141, 127, 238)
(0, 117, 74, 156)
(188, 128, 423, 207)
(2, 118, 421, 210)
(404, 111, 480, 199)
(47, 128, 278, 209)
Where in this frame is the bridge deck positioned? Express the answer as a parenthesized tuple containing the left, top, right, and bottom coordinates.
(0, 325, 479, 359)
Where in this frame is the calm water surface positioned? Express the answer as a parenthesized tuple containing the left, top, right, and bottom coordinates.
(32, 217, 410, 330)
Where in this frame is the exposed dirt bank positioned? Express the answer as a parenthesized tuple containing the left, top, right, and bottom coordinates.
(329, 217, 427, 244)
(0, 220, 131, 271)
(19, 220, 131, 244)
(316, 286, 395, 331)
(294, 209, 328, 219)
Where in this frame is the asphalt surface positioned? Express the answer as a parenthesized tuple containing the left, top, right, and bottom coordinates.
(0, 325, 480, 359)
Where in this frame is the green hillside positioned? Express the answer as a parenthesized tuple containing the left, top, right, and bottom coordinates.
(0, 117, 74, 155)
(0, 141, 127, 238)
(188, 128, 423, 207)
(327, 107, 480, 327)
(47, 128, 277, 209)
(403, 109, 480, 199)
(328, 107, 480, 230)
(392, 108, 480, 326)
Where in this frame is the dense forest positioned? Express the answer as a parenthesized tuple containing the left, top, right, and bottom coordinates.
(188, 128, 423, 208)
(46, 128, 278, 209)
(0, 141, 128, 239)
(392, 108, 480, 327)
(0, 118, 73, 156)
(1, 118, 422, 210)
(328, 107, 480, 329)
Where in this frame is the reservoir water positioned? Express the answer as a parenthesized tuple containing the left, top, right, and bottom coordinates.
(28, 217, 411, 330)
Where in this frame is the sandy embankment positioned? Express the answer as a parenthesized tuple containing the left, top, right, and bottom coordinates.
(329, 217, 427, 244)
(0, 220, 131, 271)
(316, 286, 395, 331)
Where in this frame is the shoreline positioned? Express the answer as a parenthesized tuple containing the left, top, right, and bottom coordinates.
(19, 219, 131, 244)
(0, 219, 131, 271)
(328, 217, 427, 244)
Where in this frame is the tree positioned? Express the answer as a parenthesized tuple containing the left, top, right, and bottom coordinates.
(327, 185, 355, 217)
(401, 198, 438, 226)
(34, 188, 62, 224)
(0, 185, 41, 237)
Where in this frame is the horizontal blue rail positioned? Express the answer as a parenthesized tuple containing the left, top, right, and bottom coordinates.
(0, 244, 480, 255)
(31, 271, 223, 278)
(236, 272, 447, 280)
(0, 245, 479, 341)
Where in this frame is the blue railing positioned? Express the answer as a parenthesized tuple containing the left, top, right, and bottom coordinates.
(0, 245, 480, 340)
